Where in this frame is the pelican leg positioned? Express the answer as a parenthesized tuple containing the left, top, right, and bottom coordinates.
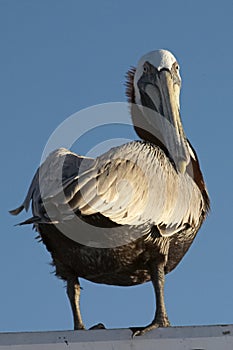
(66, 277, 85, 330)
(132, 260, 170, 337)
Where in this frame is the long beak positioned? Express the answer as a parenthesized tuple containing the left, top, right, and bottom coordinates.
(144, 70, 190, 173)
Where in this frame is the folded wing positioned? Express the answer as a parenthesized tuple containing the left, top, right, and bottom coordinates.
(10, 142, 204, 237)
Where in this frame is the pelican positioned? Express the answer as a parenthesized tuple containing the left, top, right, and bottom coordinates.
(10, 49, 209, 336)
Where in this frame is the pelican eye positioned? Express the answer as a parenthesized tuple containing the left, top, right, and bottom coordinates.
(143, 63, 150, 73)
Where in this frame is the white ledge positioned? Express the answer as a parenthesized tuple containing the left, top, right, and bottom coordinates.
(0, 325, 233, 350)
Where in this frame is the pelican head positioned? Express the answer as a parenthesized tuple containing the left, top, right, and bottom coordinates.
(129, 49, 190, 173)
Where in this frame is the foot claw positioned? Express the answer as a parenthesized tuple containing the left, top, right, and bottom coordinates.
(130, 327, 144, 338)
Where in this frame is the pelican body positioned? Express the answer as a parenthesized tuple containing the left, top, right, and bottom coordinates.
(11, 50, 209, 335)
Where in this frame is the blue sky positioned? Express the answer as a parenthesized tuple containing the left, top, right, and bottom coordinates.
(1, 0, 233, 332)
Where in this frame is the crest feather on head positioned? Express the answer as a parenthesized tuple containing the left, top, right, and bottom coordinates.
(125, 67, 136, 103)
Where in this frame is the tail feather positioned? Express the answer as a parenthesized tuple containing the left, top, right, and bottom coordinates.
(15, 216, 42, 226)
(9, 205, 25, 216)
(15, 216, 56, 226)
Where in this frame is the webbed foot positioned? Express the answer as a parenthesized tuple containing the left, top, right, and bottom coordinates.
(89, 323, 106, 330)
(131, 317, 170, 337)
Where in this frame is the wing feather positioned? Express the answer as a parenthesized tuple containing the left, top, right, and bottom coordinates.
(10, 142, 205, 236)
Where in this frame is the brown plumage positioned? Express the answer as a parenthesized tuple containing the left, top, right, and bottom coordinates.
(10, 49, 209, 336)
